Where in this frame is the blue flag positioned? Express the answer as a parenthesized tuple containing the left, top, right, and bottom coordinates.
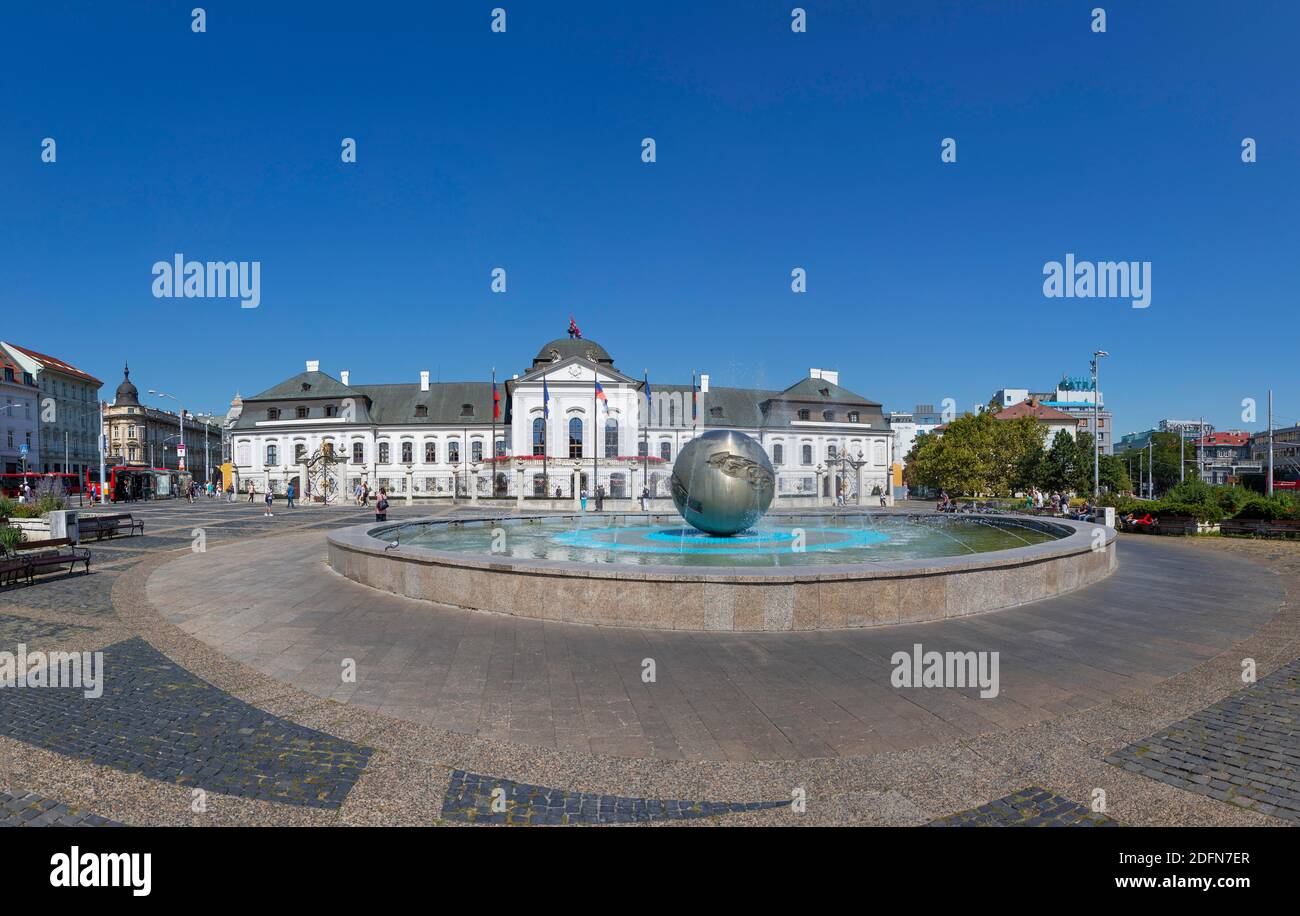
(543, 373, 550, 418)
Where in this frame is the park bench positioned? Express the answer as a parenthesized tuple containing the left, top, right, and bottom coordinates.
(1150, 515, 1198, 536)
(1221, 518, 1300, 539)
(80, 513, 144, 540)
(0, 538, 91, 586)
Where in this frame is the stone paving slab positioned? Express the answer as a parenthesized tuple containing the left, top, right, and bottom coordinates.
(0, 790, 126, 827)
(0, 636, 373, 809)
(1106, 656, 1300, 823)
(440, 769, 788, 825)
(926, 786, 1118, 826)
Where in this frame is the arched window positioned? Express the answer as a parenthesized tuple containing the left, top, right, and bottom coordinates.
(773, 443, 784, 466)
(294, 443, 307, 463)
(352, 442, 364, 464)
(378, 442, 390, 463)
(424, 441, 436, 463)
(265, 444, 278, 466)
(801, 444, 813, 465)
(568, 418, 583, 459)
(659, 441, 671, 461)
(401, 441, 413, 463)
(532, 418, 546, 456)
(604, 418, 619, 457)
(827, 443, 838, 459)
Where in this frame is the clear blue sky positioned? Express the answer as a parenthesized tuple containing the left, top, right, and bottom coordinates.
(3, 1, 1297, 436)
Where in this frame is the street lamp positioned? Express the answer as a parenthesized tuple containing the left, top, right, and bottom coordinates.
(148, 389, 185, 473)
(1091, 350, 1109, 498)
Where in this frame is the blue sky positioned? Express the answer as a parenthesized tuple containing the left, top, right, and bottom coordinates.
(2, 1, 1297, 436)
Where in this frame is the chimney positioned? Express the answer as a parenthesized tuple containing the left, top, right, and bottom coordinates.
(822, 370, 839, 386)
(420, 371, 430, 392)
(306, 360, 320, 373)
(339, 370, 349, 386)
(699, 373, 710, 393)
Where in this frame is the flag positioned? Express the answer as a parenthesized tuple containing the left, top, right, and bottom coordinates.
(543, 373, 550, 418)
(595, 380, 607, 410)
(568, 315, 582, 339)
(492, 371, 500, 420)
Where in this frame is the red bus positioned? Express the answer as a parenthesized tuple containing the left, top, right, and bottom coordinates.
(0, 472, 42, 499)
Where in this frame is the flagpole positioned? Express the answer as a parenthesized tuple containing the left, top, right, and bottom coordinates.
(642, 369, 649, 501)
(491, 367, 496, 497)
(592, 371, 598, 506)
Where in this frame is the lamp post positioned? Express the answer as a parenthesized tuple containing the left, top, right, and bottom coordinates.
(1091, 350, 1108, 498)
(148, 389, 185, 472)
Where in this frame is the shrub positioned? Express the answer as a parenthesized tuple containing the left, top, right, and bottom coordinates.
(1233, 496, 1295, 521)
(0, 496, 14, 518)
(0, 525, 24, 552)
(7, 504, 42, 519)
(1151, 500, 1225, 523)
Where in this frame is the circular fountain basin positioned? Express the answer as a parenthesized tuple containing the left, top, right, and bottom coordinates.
(327, 512, 1116, 631)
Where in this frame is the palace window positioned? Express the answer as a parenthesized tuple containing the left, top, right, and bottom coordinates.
(801, 444, 813, 465)
(471, 440, 483, 462)
(295, 444, 307, 463)
(848, 411, 860, 423)
(378, 442, 390, 463)
(660, 442, 671, 461)
(797, 409, 810, 421)
(266, 444, 278, 465)
(424, 441, 437, 463)
(604, 419, 618, 457)
(352, 442, 364, 464)
(823, 410, 834, 421)
(532, 418, 546, 456)
(448, 441, 460, 463)
(495, 438, 505, 457)
(568, 418, 583, 459)
(324, 404, 337, 418)
(828, 444, 838, 459)
(638, 440, 648, 458)
(296, 406, 309, 419)
(267, 408, 281, 420)
(401, 441, 413, 463)
(773, 443, 784, 465)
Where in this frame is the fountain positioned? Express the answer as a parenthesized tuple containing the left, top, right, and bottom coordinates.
(327, 430, 1117, 630)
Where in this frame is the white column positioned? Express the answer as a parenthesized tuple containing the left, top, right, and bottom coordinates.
(516, 466, 525, 510)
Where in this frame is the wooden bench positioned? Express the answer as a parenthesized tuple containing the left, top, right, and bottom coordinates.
(80, 513, 144, 540)
(0, 538, 91, 585)
(1222, 518, 1300, 538)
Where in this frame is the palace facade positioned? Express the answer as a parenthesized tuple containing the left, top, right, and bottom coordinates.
(229, 338, 896, 503)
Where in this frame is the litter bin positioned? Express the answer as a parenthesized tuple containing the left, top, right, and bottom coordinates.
(49, 509, 80, 544)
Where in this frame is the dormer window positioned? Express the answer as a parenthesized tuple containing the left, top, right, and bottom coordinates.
(823, 410, 834, 421)
(415, 405, 428, 417)
(710, 406, 722, 418)
(819, 387, 830, 397)
(301, 383, 312, 392)
(460, 403, 474, 417)
(296, 406, 309, 419)
(267, 408, 281, 420)
(848, 411, 860, 423)
(797, 409, 810, 421)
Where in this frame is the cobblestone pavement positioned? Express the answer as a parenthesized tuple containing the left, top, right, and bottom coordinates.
(0, 636, 372, 809)
(1106, 656, 1300, 823)
(441, 770, 788, 825)
(926, 787, 1118, 827)
(0, 790, 125, 827)
(0, 613, 95, 648)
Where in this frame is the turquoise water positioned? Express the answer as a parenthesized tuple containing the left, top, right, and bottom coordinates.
(385, 515, 1061, 568)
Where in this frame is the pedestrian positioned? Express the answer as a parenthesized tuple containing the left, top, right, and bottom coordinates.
(880, 487, 887, 508)
(580, 488, 588, 511)
(286, 481, 296, 508)
(264, 487, 274, 517)
(227, 483, 235, 502)
(375, 488, 389, 522)
(639, 486, 649, 511)
(595, 485, 604, 511)
(354, 481, 363, 506)
(247, 481, 256, 503)
(362, 481, 370, 507)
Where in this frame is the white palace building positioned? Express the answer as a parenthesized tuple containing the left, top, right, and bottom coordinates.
(229, 337, 895, 506)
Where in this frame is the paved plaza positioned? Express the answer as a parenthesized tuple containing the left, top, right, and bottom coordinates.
(1, 498, 1298, 826)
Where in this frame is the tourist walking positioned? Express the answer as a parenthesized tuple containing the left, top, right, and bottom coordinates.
(595, 485, 604, 511)
(286, 481, 296, 508)
(247, 481, 256, 503)
(264, 488, 274, 517)
(639, 486, 649, 511)
(580, 488, 588, 511)
(375, 488, 389, 522)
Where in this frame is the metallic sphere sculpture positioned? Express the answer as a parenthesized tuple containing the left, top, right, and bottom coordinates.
(669, 429, 776, 536)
